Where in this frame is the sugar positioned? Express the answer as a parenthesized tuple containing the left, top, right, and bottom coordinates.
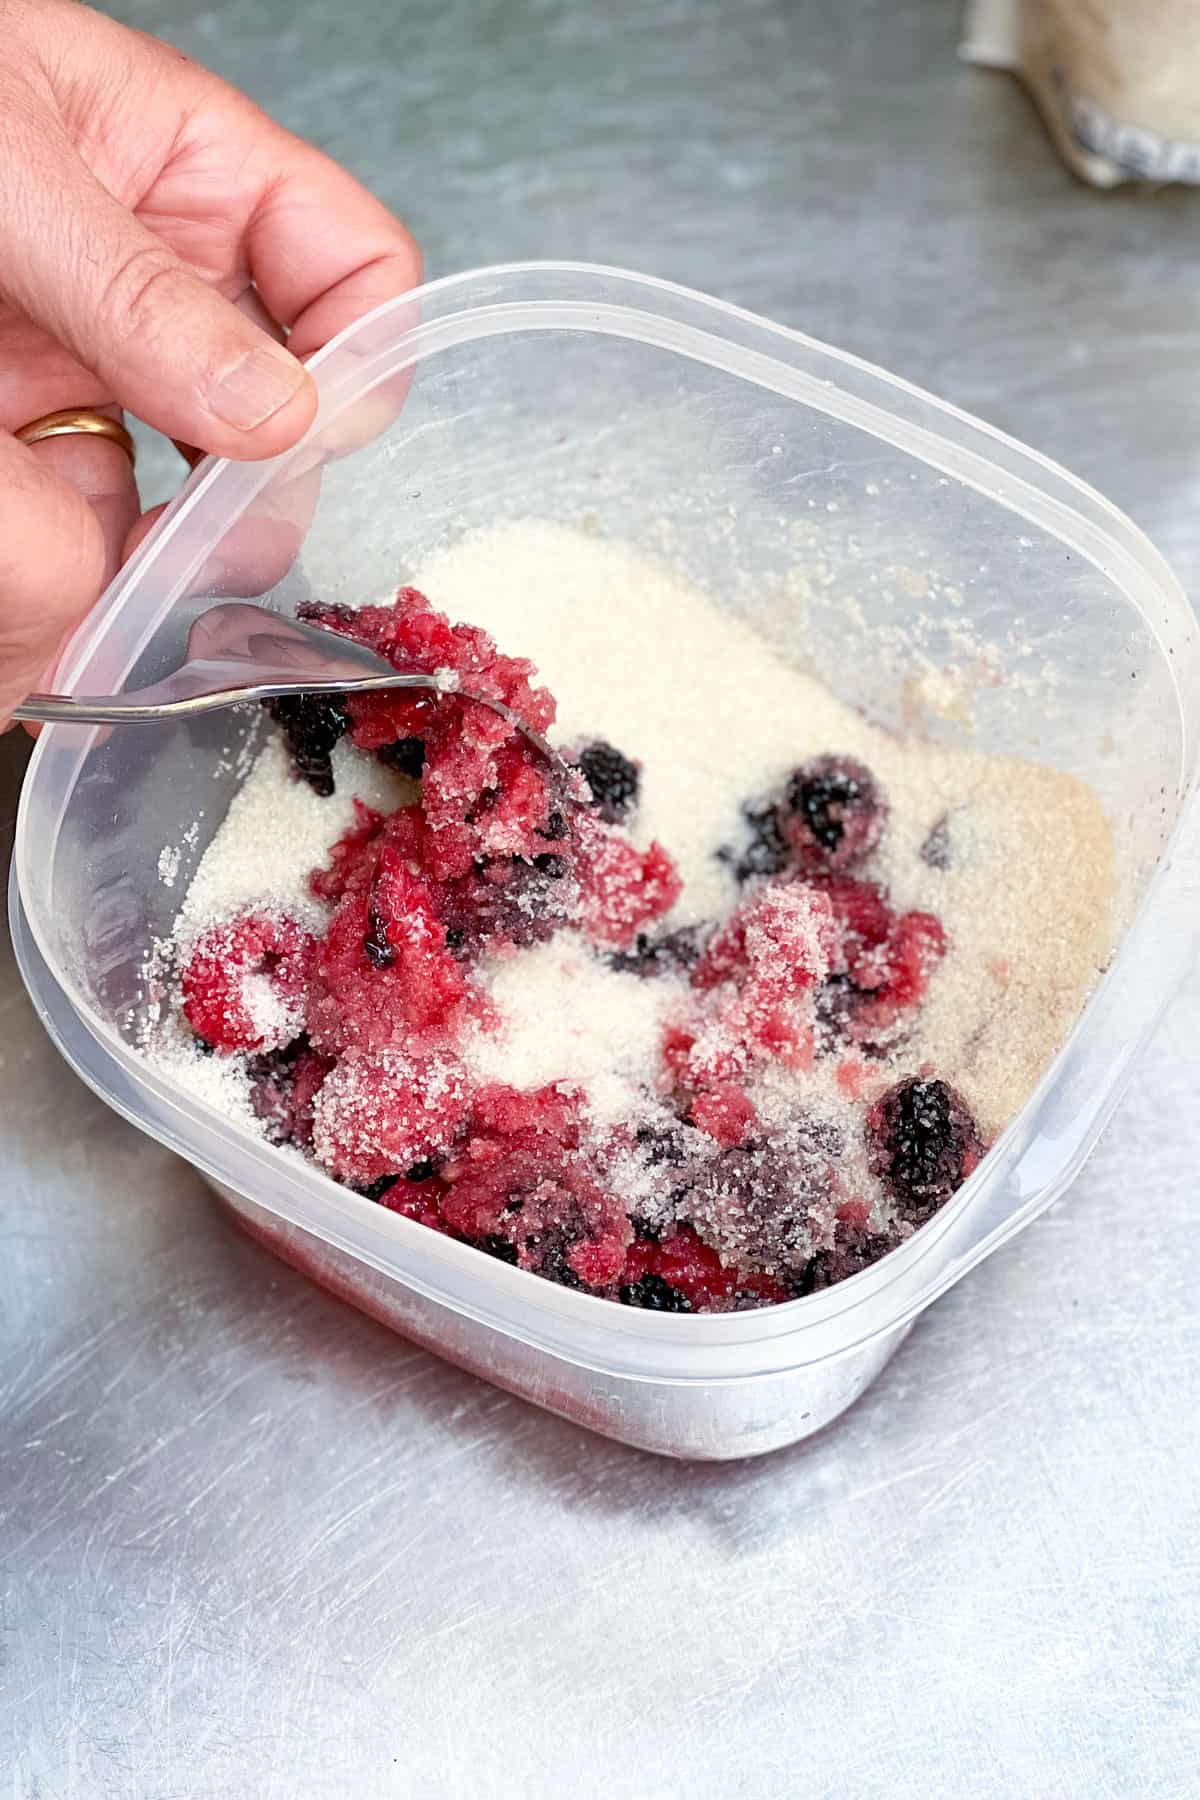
(147, 1013, 257, 1126)
(463, 933, 682, 1128)
(151, 519, 1114, 1154)
(412, 521, 1114, 1138)
(175, 734, 418, 944)
(240, 970, 305, 1046)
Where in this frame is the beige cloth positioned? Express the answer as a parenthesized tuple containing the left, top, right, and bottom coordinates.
(962, 0, 1200, 187)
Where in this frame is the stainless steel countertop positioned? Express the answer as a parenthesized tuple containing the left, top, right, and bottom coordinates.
(4, 3, 1199, 1795)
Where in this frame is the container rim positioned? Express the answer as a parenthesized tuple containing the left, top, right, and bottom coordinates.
(13, 259, 1198, 1380)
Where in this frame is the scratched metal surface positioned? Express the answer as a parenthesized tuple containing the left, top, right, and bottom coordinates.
(4, 1, 1200, 1795)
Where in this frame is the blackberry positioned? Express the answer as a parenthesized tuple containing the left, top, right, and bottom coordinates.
(440, 858, 571, 956)
(356, 1175, 401, 1202)
(528, 1235, 584, 1289)
(378, 736, 426, 779)
(479, 1233, 519, 1266)
(578, 740, 640, 823)
(297, 599, 358, 631)
(794, 1223, 892, 1294)
(618, 1272, 693, 1312)
(634, 1122, 688, 1166)
(542, 809, 568, 841)
(920, 815, 952, 870)
(247, 1035, 308, 1139)
(690, 1124, 840, 1280)
(814, 975, 891, 1060)
(609, 924, 707, 978)
(867, 1076, 984, 1222)
(722, 799, 791, 884)
(266, 693, 350, 797)
(783, 755, 886, 870)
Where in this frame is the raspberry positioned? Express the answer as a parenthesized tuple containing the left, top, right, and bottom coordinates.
(782, 756, 887, 871)
(302, 587, 559, 881)
(266, 693, 350, 797)
(811, 879, 946, 1052)
(308, 800, 387, 904)
(866, 1076, 985, 1223)
(683, 884, 834, 1077)
(306, 845, 471, 1054)
(375, 1170, 456, 1236)
(577, 740, 640, 823)
(574, 813, 682, 948)
(692, 882, 834, 998)
(182, 911, 315, 1053)
(618, 1228, 741, 1310)
(439, 1085, 630, 1287)
(311, 1050, 469, 1185)
(689, 1083, 756, 1148)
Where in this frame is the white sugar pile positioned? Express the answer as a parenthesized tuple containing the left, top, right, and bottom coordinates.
(463, 933, 679, 1128)
(149, 519, 1115, 1147)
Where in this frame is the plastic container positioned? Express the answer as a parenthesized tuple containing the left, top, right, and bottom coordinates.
(12, 263, 1200, 1460)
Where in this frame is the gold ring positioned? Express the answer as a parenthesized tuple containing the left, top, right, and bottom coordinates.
(14, 408, 136, 468)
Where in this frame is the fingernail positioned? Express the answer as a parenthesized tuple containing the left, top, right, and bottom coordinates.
(208, 343, 309, 432)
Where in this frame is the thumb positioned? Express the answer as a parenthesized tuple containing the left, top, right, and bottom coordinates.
(0, 428, 109, 728)
(1, 105, 316, 461)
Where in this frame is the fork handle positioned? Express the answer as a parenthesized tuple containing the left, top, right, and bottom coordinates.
(10, 676, 423, 726)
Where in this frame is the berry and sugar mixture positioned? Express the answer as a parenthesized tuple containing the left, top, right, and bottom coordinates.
(147, 522, 1114, 1313)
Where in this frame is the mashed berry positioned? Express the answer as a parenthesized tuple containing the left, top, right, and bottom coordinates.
(176, 581, 988, 1311)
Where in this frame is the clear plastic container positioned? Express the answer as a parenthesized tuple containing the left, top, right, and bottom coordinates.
(12, 264, 1200, 1459)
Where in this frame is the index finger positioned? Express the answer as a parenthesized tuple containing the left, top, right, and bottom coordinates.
(239, 125, 423, 359)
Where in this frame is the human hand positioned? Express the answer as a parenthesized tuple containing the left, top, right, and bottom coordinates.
(0, 0, 420, 725)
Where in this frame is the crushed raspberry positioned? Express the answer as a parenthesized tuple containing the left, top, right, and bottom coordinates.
(182, 581, 983, 1314)
(311, 1051, 469, 1185)
(690, 1083, 757, 1148)
(309, 800, 387, 904)
(437, 1083, 631, 1286)
(692, 882, 833, 997)
(182, 911, 315, 1053)
(573, 813, 681, 948)
(810, 878, 948, 1050)
(375, 1175, 456, 1235)
(619, 1229, 742, 1310)
(299, 587, 557, 875)
(306, 853, 472, 1055)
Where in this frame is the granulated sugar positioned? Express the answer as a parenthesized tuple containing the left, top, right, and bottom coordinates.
(463, 933, 681, 1127)
(410, 521, 1114, 1137)
(175, 735, 417, 945)
(150, 519, 1114, 1151)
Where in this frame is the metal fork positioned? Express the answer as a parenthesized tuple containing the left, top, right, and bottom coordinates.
(12, 602, 565, 772)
